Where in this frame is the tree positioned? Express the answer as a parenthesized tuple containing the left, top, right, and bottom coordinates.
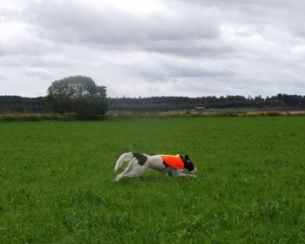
(48, 76, 107, 117)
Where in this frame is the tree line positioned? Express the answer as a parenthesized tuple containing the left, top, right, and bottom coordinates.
(108, 94, 305, 111)
(2, 94, 305, 114)
(1, 76, 305, 115)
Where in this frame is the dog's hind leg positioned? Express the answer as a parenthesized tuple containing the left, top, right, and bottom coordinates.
(123, 164, 146, 178)
(115, 158, 137, 181)
(114, 152, 132, 172)
(114, 152, 134, 172)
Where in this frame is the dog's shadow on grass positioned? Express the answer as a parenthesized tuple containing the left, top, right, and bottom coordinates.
(113, 174, 199, 185)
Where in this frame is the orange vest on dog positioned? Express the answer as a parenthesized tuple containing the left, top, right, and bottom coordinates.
(162, 155, 185, 169)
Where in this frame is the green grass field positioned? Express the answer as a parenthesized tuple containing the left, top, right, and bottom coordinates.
(1, 117, 305, 243)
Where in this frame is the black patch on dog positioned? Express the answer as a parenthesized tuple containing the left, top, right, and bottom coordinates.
(132, 152, 147, 166)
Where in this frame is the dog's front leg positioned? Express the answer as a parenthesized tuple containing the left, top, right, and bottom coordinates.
(168, 169, 185, 177)
(176, 170, 197, 178)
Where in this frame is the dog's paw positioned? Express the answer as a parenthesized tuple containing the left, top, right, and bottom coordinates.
(115, 175, 122, 181)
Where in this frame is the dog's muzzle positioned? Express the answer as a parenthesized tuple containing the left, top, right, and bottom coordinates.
(189, 167, 197, 174)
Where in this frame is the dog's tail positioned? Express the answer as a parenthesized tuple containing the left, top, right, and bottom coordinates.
(114, 152, 134, 172)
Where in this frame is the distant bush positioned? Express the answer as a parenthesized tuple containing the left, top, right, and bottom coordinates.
(48, 76, 107, 118)
(0, 114, 68, 122)
(0, 113, 108, 122)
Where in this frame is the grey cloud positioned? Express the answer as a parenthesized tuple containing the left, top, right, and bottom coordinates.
(24, 67, 54, 80)
(26, 1, 220, 50)
(22, 1, 232, 59)
(0, 52, 81, 69)
(0, 23, 59, 57)
(165, 65, 233, 79)
(1, 0, 305, 97)
(145, 39, 234, 57)
(140, 61, 233, 81)
(0, 74, 6, 81)
(177, 0, 305, 38)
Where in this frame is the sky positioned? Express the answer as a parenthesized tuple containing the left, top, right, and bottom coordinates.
(0, 0, 305, 97)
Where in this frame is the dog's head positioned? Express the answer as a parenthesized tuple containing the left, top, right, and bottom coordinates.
(183, 155, 197, 174)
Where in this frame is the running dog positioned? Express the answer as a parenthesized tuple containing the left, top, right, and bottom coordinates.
(114, 152, 197, 181)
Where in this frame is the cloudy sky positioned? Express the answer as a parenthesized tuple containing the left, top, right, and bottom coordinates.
(1, 0, 305, 97)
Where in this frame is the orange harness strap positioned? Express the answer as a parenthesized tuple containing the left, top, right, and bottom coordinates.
(162, 155, 185, 169)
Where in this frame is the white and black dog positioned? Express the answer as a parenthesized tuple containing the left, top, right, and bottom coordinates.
(114, 152, 197, 181)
